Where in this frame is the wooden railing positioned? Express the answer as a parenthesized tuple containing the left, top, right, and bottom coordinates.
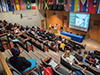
(0, 52, 12, 75)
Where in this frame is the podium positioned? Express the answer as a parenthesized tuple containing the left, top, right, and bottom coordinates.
(51, 28, 58, 33)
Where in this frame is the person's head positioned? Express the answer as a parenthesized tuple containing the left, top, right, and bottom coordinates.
(63, 50, 70, 58)
(11, 47, 20, 57)
(55, 40, 57, 43)
(83, 51, 87, 58)
(84, 51, 87, 55)
(62, 41, 64, 43)
(3, 20, 7, 23)
(0, 20, 2, 23)
(4, 23, 7, 26)
(59, 36, 61, 39)
(91, 54, 95, 59)
(32, 26, 34, 28)
(45, 37, 47, 40)
(17, 26, 19, 28)
(26, 26, 28, 28)
(78, 50, 81, 55)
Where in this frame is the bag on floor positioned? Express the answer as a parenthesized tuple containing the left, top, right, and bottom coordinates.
(44, 67, 53, 75)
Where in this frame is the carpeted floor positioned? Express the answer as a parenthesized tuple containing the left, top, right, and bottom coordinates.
(82, 37, 100, 51)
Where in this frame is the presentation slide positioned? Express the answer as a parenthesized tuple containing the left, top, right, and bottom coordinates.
(69, 13, 90, 32)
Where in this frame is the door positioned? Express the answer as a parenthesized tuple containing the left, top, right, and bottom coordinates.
(41, 20, 45, 29)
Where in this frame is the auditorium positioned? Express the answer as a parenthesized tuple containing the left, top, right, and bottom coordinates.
(0, 0, 100, 75)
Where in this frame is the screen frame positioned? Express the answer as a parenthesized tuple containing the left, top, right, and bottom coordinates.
(69, 12, 90, 32)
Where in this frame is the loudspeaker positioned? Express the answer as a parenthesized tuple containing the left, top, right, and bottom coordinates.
(49, 5, 53, 10)
(20, 14, 23, 19)
(44, 13, 47, 17)
(53, 5, 58, 10)
(58, 5, 64, 11)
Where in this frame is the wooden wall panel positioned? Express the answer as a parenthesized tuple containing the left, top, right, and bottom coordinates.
(46, 10, 63, 30)
(46, 10, 100, 42)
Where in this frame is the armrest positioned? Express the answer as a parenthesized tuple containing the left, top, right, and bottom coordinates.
(55, 43, 60, 46)
(43, 40, 49, 44)
(23, 69, 33, 75)
(17, 33, 22, 36)
(24, 38, 32, 42)
(0, 33, 8, 37)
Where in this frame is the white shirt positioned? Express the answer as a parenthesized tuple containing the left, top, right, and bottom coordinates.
(65, 57, 72, 65)
(54, 24, 57, 29)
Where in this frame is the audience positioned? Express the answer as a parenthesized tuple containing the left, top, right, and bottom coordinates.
(2, 20, 97, 75)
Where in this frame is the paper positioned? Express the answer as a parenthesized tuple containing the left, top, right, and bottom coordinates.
(12, 39, 19, 42)
(70, 55, 75, 61)
(48, 61, 58, 68)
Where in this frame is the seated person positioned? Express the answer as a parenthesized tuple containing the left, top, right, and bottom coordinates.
(26, 26, 30, 30)
(60, 41, 65, 51)
(19, 25, 24, 31)
(52, 40, 59, 50)
(82, 51, 88, 62)
(74, 50, 83, 62)
(9, 47, 31, 71)
(62, 51, 89, 75)
(0, 20, 3, 29)
(3, 20, 7, 24)
(9, 47, 39, 74)
(30, 30, 38, 36)
(14, 26, 21, 34)
(43, 37, 49, 45)
(74, 50, 83, 65)
(6, 23, 13, 30)
(89, 55, 96, 64)
(59, 36, 62, 41)
(63, 50, 72, 65)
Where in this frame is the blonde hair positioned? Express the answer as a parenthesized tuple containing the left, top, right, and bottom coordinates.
(83, 51, 87, 59)
(63, 50, 70, 58)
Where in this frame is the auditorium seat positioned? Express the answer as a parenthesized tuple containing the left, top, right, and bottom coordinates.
(70, 32, 72, 33)
(76, 34, 79, 35)
(61, 53, 94, 75)
(40, 58, 71, 75)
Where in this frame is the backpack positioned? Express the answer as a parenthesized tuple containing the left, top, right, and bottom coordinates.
(44, 67, 53, 75)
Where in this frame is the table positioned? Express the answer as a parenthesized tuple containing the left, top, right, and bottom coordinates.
(56, 34, 71, 40)
(61, 31, 83, 43)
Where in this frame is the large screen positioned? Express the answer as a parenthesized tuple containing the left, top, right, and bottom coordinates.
(69, 12, 90, 32)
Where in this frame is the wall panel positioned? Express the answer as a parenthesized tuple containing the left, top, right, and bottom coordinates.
(46, 10, 100, 42)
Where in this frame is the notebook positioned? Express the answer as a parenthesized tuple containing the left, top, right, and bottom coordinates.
(48, 61, 58, 69)
(70, 55, 75, 61)
(12, 39, 19, 42)
(95, 58, 99, 63)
